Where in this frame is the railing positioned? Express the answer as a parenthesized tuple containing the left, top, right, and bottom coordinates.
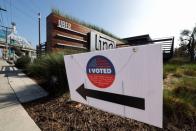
(117, 37, 174, 61)
(151, 37, 174, 61)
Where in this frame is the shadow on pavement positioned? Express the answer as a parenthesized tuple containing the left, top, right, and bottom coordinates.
(0, 65, 26, 78)
(0, 83, 48, 109)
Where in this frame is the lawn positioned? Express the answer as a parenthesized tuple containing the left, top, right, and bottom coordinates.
(163, 57, 196, 130)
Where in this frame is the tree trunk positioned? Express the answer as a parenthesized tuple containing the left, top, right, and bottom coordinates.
(190, 47, 195, 61)
(189, 36, 195, 61)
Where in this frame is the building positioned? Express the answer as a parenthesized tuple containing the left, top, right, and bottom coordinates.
(46, 10, 124, 52)
(46, 10, 174, 61)
(0, 23, 36, 61)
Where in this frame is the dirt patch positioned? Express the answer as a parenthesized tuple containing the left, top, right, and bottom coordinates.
(164, 74, 179, 89)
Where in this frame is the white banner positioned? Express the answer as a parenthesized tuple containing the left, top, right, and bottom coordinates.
(64, 44, 163, 128)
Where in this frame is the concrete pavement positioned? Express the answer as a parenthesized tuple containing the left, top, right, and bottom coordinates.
(0, 59, 48, 131)
(6, 66, 48, 103)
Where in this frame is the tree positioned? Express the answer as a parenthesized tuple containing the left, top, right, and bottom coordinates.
(180, 27, 196, 61)
(174, 45, 188, 57)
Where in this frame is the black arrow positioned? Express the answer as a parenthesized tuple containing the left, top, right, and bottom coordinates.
(76, 84, 145, 110)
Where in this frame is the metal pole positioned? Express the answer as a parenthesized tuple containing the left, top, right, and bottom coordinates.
(5, 27, 8, 59)
(38, 13, 41, 57)
(38, 13, 41, 46)
(5, 27, 8, 43)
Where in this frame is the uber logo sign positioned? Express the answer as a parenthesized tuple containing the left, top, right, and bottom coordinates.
(57, 19, 71, 30)
(90, 32, 116, 51)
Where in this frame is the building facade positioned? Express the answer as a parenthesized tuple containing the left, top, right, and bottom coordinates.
(46, 12, 124, 52)
(0, 23, 36, 60)
(46, 11, 174, 61)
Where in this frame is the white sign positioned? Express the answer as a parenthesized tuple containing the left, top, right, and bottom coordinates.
(64, 44, 163, 128)
(57, 19, 71, 30)
(90, 31, 116, 51)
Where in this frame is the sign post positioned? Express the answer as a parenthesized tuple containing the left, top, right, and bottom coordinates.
(64, 44, 163, 128)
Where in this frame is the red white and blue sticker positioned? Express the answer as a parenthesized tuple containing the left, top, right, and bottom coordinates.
(86, 55, 115, 88)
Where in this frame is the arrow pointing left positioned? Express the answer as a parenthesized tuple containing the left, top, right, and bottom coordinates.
(76, 84, 145, 110)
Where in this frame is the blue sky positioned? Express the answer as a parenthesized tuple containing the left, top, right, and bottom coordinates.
(1, 0, 196, 48)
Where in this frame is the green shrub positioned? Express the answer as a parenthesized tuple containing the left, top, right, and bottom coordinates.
(15, 55, 31, 69)
(27, 52, 66, 96)
(27, 49, 87, 96)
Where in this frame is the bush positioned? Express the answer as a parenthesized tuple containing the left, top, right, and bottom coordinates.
(27, 48, 87, 96)
(27, 53, 68, 96)
(15, 55, 31, 69)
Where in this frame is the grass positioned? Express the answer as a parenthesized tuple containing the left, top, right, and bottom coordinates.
(182, 64, 196, 76)
(173, 77, 196, 106)
(163, 57, 196, 128)
(163, 91, 195, 127)
(163, 64, 178, 79)
(164, 57, 196, 78)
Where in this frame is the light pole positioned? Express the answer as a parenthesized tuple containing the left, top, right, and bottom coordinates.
(38, 12, 41, 47)
(38, 12, 41, 57)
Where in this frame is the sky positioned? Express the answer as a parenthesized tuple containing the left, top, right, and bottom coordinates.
(1, 0, 196, 48)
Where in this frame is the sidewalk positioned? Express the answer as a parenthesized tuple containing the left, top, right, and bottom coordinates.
(0, 59, 48, 131)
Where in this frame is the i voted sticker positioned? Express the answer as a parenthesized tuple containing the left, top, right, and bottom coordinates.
(86, 55, 115, 88)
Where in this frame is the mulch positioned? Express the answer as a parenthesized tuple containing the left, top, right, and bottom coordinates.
(23, 93, 162, 131)
(23, 89, 196, 131)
